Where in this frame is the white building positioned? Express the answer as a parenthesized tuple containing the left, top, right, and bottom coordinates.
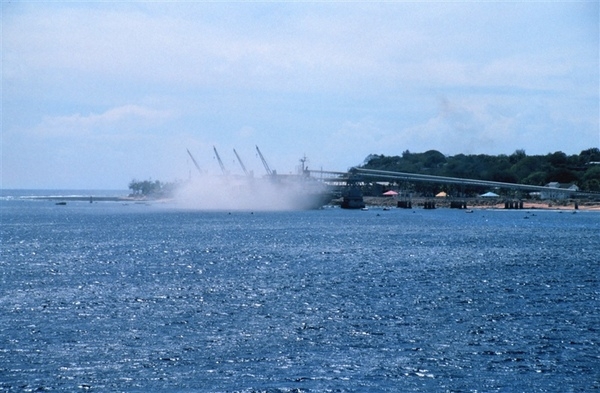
(540, 182, 579, 200)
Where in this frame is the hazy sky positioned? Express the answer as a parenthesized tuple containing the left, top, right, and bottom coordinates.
(2, 1, 599, 189)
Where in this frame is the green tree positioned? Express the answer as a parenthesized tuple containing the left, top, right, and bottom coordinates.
(579, 148, 600, 164)
(522, 171, 547, 186)
(358, 148, 600, 192)
(548, 151, 568, 168)
(509, 149, 527, 164)
(581, 166, 600, 191)
(422, 150, 446, 169)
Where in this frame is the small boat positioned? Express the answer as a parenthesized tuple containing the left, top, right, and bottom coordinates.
(55, 202, 67, 205)
(465, 209, 474, 213)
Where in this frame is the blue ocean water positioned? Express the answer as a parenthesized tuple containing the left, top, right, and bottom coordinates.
(1, 196, 598, 392)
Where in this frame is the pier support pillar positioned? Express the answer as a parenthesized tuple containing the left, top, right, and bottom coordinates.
(424, 201, 436, 209)
(397, 201, 412, 209)
(504, 200, 524, 209)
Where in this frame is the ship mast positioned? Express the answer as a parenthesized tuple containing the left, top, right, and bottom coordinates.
(299, 155, 309, 174)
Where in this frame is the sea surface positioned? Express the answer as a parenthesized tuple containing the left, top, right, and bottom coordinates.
(1, 192, 599, 392)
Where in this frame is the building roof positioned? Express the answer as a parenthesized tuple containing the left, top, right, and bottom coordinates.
(545, 182, 578, 190)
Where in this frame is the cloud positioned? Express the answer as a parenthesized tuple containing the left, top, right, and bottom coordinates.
(1, 2, 597, 189)
(32, 105, 173, 138)
(236, 126, 256, 139)
(393, 95, 573, 156)
(4, 2, 595, 96)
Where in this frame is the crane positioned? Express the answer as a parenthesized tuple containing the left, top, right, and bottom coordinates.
(255, 145, 274, 176)
(233, 148, 250, 176)
(213, 146, 227, 175)
(186, 149, 202, 175)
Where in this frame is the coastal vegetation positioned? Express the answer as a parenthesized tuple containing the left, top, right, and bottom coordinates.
(128, 179, 178, 198)
(360, 148, 600, 194)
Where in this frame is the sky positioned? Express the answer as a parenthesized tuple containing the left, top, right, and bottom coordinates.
(2, 1, 599, 189)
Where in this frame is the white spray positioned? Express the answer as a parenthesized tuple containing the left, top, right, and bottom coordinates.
(172, 174, 329, 211)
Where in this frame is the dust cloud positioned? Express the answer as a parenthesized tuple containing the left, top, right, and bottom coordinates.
(172, 174, 331, 211)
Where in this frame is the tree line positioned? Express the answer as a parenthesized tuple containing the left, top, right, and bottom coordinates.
(360, 148, 600, 194)
(128, 179, 178, 198)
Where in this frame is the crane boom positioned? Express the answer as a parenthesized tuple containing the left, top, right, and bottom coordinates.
(233, 148, 249, 176)
(255, 145, 273, 176)
(213, 146, 227, 175)
(186, 149, 202, 175)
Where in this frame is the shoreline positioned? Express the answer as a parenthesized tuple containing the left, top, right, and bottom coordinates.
(19, 195, 137, 202)
(358, 196, 600, 211)
(469, 202, 600, 212)
(12, 194, 600, 211)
